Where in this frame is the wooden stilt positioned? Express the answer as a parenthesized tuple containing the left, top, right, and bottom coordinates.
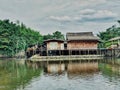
(88, 49, 89, 55)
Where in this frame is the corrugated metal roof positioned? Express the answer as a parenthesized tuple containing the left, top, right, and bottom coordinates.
(109, 37, 120, 41)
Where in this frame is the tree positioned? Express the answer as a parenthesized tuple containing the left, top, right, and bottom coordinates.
(117, 20, 120, 25)
(43, 34, 53, 40)
(43, 31, 65, 41)
(97, 21, 120, 48)
(53, 31, 64, 40)
(0, 19, 43, 57)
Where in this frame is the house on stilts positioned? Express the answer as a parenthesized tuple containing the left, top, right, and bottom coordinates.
(42, 32, 100, 56)
(43, 39, 64, 56)
(66, 32, 100, 55)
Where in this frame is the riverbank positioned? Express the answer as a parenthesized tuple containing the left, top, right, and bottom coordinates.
(0, 51, 26, 59)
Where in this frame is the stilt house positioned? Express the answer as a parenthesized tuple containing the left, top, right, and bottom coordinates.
(44, 39, 65, 56)
(66, 32, 100, 49)
(44, 39, 64, 50)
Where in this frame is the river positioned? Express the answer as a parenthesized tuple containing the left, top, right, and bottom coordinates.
(0, 59, 120, 90)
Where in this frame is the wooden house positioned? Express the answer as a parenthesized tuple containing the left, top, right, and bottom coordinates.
(66, 32, 100, 49)
(44, 39, 64, 51)
(43, 39, 65, 56)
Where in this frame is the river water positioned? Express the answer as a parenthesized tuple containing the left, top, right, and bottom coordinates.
(0, 59, 120, 90)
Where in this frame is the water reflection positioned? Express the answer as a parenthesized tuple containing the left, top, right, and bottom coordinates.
(67, 62, 99, 79)
(67, 62, 99, 73)
(0, 59, 120, 90)
(0, 60, 42, 90)
(99, 58, 120, 77)
(47, 64, 65, 74)
(42, 61, 99, 73)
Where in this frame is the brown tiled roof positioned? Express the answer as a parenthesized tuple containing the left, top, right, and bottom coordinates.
(66, 32, 100, 41)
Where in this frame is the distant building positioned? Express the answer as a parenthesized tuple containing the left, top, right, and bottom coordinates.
(66, 32, 100, 49)
(108, 36, 120, 48)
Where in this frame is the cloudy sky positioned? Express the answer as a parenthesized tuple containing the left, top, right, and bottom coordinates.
(0, 0, 120, 35)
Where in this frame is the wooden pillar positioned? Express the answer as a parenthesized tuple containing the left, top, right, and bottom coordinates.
(59, 50, 61, 56)
(104, 49, 106, 56)
(47, 50, 48, 56)
(79, 50, 80, 55)
(111, 49, 113, 57)
(96, 49, 98, 55)
(99, 49, 101, 55)
(106, 49, 108, 57)
(33, 49, 34, 55)
(28, 51, 30, 57)
(69, 49, 70, 55)
(114, 49, 115, 57)
(47, 59, 49, 66)
(87, 49, 89, 55)
(39, 48, 40, 56)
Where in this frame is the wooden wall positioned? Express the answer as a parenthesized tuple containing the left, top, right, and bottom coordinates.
(67, 41, 98, 49)
(47, 41, 64, 50)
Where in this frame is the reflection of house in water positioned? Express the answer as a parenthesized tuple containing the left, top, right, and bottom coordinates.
(26, 60, 42, 69)
(67, 62, 99, 77)
(43, 61, 99, 76)
(47, 64, 65, 74)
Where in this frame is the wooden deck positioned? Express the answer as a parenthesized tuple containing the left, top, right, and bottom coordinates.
(29, 55, 104, 61)
(26, 48, 120, 59)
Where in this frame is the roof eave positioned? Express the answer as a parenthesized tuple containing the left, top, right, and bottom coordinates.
(67, 39, 100, 42)
(44, 39, 64, 43)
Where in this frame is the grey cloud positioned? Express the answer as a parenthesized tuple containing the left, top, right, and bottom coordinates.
(49, 9, 118, 22)
(0, 0, 119, 35)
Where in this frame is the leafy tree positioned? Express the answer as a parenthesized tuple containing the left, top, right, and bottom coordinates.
(97, 21, 120, 48)
(0, 19, 43, 57)
(43, 31, 64, 40)
(53, 31, 64, 40)
(0, 19, 64, 57)
(43, 34, 53, 40)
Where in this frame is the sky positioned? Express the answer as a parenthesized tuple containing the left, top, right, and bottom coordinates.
(0, 0, 120, 35)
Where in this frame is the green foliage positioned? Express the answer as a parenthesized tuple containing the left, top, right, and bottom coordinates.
(0, 19, 64, 57)
(43, 31, 65, 40)
(97, 21, 120, 48)
(0, 19, 43, 57)
(53, 31, 65, 40)
(43, 34, 53, 40)
(97, 25, 120, 41)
